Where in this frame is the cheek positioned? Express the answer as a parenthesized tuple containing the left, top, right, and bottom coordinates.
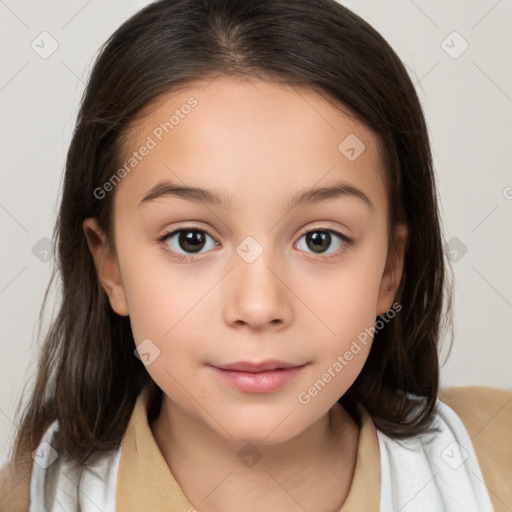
(122, 256, 210, 400)
(293, 277, 379, 412)
(115, 237, 197, 343)
(125, 269, 204, 347)
(301, 247, 386, 336)
(298, 241, 387, 377)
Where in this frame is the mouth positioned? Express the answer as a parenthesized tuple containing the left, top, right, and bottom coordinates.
(208, 360, 308, 393)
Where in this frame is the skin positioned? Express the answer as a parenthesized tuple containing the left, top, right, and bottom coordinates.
(84, 76, 407, 512)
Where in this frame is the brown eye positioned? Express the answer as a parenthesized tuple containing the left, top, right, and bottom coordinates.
(305, 231, 331, 253)
(295, 228, 352, 258)
(161, 227, 219, 259)
(177, 230, 207, 253)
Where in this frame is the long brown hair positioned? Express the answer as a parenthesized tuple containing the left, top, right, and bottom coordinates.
(9, 0, 452, 470)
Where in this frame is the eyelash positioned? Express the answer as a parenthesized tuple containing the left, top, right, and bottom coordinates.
(157, 225, 353, 262)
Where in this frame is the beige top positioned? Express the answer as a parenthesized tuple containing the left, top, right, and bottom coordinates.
(115, 386, 380, 511)
(1, 386, 511, 511)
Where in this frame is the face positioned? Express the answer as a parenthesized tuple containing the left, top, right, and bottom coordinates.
(84, 76, 406, 445)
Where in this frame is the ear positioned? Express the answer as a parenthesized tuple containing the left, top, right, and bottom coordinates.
(376, 224, 408, 316)
(82, 218, 129, 316)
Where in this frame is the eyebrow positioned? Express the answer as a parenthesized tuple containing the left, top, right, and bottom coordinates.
(139, 179, 373, 210)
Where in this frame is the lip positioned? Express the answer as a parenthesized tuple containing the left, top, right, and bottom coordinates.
(208, 360, 307, 393)
(214, 359, 303, 372)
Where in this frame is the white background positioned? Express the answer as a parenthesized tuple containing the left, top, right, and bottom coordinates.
(1, 0, 511, 467)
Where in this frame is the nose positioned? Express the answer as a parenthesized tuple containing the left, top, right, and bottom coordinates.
(222, 247, 293, 331)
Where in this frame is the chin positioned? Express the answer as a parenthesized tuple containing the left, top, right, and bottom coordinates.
(210, 414, 306, 446)
(230, 430, 298, 446)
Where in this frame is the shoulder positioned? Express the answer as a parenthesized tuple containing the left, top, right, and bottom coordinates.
(375, 390, 497, 511)
(34, 420, 123, 511)
(0, 459, 32, 512)
(2, 419, 124, 512)
(438, 385, 512, 435)
(439, 385, 512, 512)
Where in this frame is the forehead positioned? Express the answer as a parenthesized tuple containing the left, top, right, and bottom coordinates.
(114, 76, 387, 213)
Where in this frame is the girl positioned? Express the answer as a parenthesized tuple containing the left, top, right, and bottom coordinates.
(1, 0, 509, 511)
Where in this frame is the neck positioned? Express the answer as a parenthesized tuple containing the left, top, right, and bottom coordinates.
(150, 396, 360, 512)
